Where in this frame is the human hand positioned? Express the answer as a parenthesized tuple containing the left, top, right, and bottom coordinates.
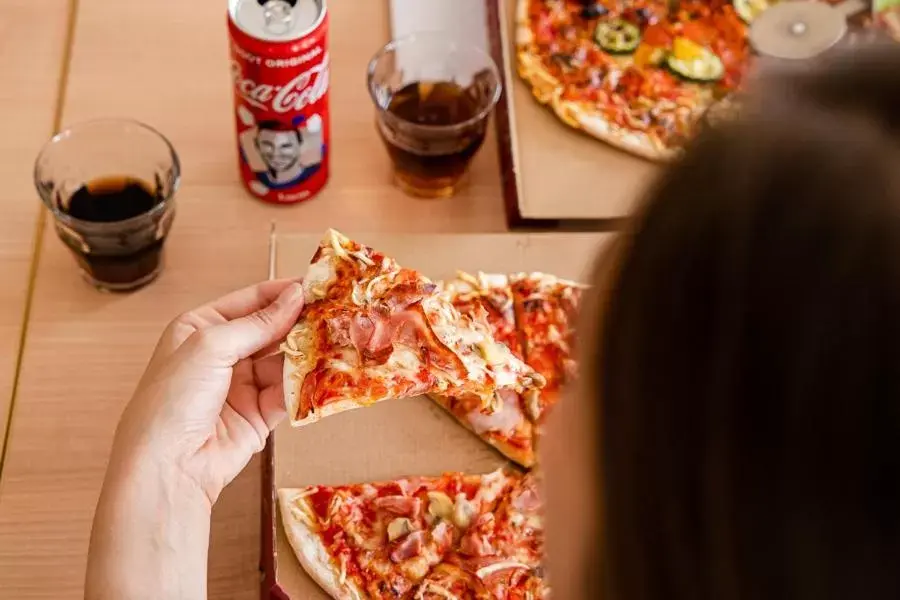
(86, 279, 304, 600)
(109, 278, 305, 506)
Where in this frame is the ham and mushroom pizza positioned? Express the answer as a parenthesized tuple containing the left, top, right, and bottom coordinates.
(276, 234, 587, 598)
(278, 469, 547, 599)
(430, 272, 587, 468)
(281, 230, 545, 427)
(430, 273, 539, 468)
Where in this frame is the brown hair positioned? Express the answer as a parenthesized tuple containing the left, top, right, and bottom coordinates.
(591, 43, 900, 600)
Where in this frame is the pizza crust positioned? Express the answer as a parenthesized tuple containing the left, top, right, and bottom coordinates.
(574, 109, 680, 161)
(277, 489, 366, 600)
(483, 429, 536, 468)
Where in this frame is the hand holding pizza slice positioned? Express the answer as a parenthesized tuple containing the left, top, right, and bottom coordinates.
(281, 230, 545, 427)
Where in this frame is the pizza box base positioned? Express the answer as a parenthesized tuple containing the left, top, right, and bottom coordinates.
(261, 230, 612, 599)
(488, 0, 661, 228)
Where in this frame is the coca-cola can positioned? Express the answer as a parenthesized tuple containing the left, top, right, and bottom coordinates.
(228, 0, 330, 204)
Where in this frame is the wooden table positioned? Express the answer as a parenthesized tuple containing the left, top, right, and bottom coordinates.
(0, 0, 73, 461)
(0, 1, 507, 598)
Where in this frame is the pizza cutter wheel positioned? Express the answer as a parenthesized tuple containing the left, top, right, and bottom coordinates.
(749, 0, 866, 60)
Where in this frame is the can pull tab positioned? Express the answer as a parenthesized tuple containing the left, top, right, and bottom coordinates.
(260, 0, 295, 36)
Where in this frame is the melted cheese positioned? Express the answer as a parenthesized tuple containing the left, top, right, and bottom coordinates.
(478, 272, 508, 289)
(475, 560, 531, 580)
(289, 499, 317, 528)
(338, 554, 348, 585)
(327, 228, 352, 260)
(402, 556, 432, 581)
(420, 295, 540, 395)
(475, 469, 510, 506)
(283, 321, 315, 376)
(416, 582, 460, 600)
(327, 345, 424, 390)
(387, 345, 422, 374)
(303, 254, 336, 303)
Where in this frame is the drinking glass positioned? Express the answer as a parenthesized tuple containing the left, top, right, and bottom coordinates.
(367, 34, 502, 199)
(34, 118, 180, 292)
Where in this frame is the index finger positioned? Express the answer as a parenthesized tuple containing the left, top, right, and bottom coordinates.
(194, 278, 301, 323)
(155, 278, 302, 360)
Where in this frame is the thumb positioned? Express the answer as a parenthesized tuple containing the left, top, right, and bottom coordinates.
(193, 282, 305, 367)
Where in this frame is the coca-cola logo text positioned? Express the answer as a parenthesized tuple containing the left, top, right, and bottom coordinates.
(231, 54, 330, 114)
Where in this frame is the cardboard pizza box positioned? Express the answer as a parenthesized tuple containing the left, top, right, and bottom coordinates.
(261, 230, 613, 598)
(488, 0, 662, 228)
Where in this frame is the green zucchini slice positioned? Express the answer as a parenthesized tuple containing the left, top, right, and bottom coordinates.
(594, 19, 642, 54)
(667, 43, 725, 82)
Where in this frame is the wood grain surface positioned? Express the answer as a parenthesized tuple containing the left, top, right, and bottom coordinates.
(0, 0, 507, 598)
(0, 0, 71, 460)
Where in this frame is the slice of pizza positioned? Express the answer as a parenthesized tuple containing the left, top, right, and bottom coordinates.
(281, 230, 545, 427)
(429, 272, 538, 468)
(511, 272, 586, 425)
(277, 469, 523, 599)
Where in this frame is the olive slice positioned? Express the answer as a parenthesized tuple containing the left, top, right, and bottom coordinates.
(594, 18, 642, 54)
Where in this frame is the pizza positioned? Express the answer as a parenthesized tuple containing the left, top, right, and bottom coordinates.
(281, 230, 545, 427)
(278, 469, 547, 599)
(516, 0, 753, 160)
(430, 272, 539, 468)
(427, 272, 586, 467)
(515, 1, 897, 159)
(510, 272, 586, 426)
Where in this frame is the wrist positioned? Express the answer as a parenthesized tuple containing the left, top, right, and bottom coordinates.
(86, 448, 212, 600)
(105, 440, 213, 514)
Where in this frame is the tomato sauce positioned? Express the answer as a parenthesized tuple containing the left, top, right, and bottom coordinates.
(309, 487, 335, 519)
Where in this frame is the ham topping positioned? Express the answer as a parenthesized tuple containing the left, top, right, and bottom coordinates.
(511, 476, 542, 513)
(431, 520, 454, 554)
(459, 530, 495, 557)
(384, 280, 438, 310)
(343, 304, 466, 376)
(459, 513, 496, 557)
(375, 495, 423, 519)
(391, 530, 427, 563)
(467, 389, 524, 436)
(325, 314, 352, 346)
(348, 312, 394, 365)
(345, 306, 437, 366)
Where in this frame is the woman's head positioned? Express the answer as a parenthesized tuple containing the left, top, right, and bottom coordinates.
(542, 43, 900, 600)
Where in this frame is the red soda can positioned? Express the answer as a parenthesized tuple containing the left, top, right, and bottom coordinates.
(227, 0, 330, 204)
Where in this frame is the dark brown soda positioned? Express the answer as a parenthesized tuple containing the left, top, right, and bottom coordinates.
(62, 176, 165, 287)
(379, 80, 488, 196)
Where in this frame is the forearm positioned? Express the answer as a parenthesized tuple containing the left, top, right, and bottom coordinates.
(85, 453, 211, 600)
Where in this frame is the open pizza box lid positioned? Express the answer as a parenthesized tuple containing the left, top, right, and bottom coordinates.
(261, 228, 612, 599)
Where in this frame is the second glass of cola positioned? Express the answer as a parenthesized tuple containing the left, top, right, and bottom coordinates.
(367, 34, 502, 199)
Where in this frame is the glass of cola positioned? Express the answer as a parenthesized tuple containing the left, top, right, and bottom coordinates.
(34, 119, 180, 292)
(367, 34, 502, 199)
